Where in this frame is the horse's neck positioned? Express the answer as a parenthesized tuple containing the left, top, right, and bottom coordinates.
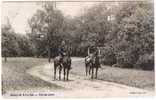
(67, 55, 70, 58)
(63, 55, 70, 59)
(93, 56, 99, 62)
(67, 52, 71, 58)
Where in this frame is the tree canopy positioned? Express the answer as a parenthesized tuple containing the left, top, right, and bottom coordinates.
(2, 1, 154, 70)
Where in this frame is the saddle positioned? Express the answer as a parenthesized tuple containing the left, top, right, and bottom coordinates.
(86, 56, 91, 62)
(85, 54, 94, 64)
(57, 52, 72, 69)
(86, 53, 101, 68)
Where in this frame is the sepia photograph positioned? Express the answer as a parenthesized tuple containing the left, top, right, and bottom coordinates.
(1, 0, 155, 98)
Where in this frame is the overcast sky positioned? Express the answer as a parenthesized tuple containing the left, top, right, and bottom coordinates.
(2, 2, 100, 34)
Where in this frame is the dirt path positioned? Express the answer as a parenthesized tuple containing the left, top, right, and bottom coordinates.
(26, 58, 154, 97)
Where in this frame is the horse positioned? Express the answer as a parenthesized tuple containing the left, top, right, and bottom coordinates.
(62, 54, 71, 81)
(53, 55, 62, 80)
(90, 53, 101, 79)
(85, 51, 101, 79)
(85, 55, 92, 76)
(53, 52, 71, 81)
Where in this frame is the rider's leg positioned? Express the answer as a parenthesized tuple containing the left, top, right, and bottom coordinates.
(69, 60, 72, 69)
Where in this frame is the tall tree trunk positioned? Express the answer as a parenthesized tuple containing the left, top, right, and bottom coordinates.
(48, 46, 51, 62)
(4, 52, 7, 62)
(4, 56, 7, 62)
(47, 31, 51, 62)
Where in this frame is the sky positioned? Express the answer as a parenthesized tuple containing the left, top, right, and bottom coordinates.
(2, 2, 99, 34)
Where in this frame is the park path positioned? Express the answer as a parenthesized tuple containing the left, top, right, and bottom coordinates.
(26, 58, 154, 97)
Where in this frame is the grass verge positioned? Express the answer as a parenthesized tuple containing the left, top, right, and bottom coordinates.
(71, 60, 155, 91)
(2, 57, 63, 95)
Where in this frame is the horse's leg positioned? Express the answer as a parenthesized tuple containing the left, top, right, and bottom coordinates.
(85, 64, 88, 76)
(67, 68, 69, 81)
(95, 67, 98, 79)
(59, 65, 62, 80)
(54, 63, 56, 80)
(91, 67, 94, 79)
(63, 67, 66, 81)
(89, 65, 91, 75)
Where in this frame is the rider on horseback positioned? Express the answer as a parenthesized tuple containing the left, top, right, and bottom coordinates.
(87, 45, 101, 68)
(88, 46, 98, 58)
(58, 40, 72, 69)
(58, 40, 66, 56)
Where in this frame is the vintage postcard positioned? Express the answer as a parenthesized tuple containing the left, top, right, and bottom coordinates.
(1, 0, 155, 98)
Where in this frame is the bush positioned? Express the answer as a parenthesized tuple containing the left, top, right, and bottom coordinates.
(135, 52, 154, 70)
(100, 46, 116, 65)
(116, 51, 135, 68)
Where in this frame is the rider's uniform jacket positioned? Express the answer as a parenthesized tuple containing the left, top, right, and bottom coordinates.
(88, 46, 98, 56)
(58, 44, 68, 57)
(86, 46, 98, 62)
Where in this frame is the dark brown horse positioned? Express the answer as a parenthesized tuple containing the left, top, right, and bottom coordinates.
(54, 55, 62, 80)
(85, 53, 101, 79)
(90, 54, 101, 79)
(53, 53, 71, 81)
(62, 55, 71, 80)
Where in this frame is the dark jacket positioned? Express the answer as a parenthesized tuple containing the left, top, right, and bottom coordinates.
(58, 44, 67, 56)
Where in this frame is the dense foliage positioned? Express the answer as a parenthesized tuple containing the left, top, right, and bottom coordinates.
(2, 23, 34, 57)
(2, 1, 154, 70)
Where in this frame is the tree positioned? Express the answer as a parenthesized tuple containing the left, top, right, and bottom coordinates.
(2, 18, 18, 62)
(28, 2, 64, 61)
(114, 2, 154, 69)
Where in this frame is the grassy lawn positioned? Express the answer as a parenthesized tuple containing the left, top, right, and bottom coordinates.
(2, 57, 63, 95)
(98, 66, 155, 91)
(2, 57, 154, 96)
(71, 60, 155, 91)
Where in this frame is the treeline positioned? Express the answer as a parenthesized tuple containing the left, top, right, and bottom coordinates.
(70, 2, 154, 70)
(2, 23, 35, 57)
(2, 1, 154, 70)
